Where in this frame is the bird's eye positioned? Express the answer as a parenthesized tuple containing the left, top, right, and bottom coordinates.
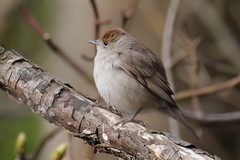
(103, 42, 108, 46)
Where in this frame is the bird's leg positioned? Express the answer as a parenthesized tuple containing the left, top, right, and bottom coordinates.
(113, 107, 146, 127)
(129, 107, 143, 121)
(97, 104, 122, 116)
(107, 104, 122, 116)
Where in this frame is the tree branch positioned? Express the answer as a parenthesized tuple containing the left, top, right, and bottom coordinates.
(84, 0, 110, 61)
(174, 75, 240, 101)
(0, 46, 219, 160)
(162, 0, 180, 138)
(122, 0, 140, 29)
(183, 109, 240, 126)
(20, 7, 94, 83)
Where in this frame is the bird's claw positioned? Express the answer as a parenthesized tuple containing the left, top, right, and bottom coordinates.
(107, 105, 122, 116)
(113, 118, 147, 128)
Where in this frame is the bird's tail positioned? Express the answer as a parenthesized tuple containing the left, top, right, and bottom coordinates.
(161, 102, 199, 139)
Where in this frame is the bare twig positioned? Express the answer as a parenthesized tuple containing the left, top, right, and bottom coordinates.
(0, 46, 218, 160)
(122, 0, 140, 29)
(90, 0, 100, 40)
(187, 0, 240, 69)
(30, 128, 62, 160)
(187, 38, 202, 114)
(89, 1, 111, 44)
(175, 75, 240, 101)
(199, 56, 238, 76)
(164, 50, 188, 69)
(164, 38, 200, 69)
(187, 37, 203, 136)
(162, 0, 180, 138)
(20, 7, 94, 84)
(82, 0, 111, 61)
(183, 109, 240, 126)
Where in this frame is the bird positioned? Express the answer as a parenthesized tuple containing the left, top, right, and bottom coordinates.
(89, 27, 197, 138)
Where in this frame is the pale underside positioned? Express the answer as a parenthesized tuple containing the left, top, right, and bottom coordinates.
(93, 37, 171, 117)
(93, 34, 197, 138)
(94, 55, 159, 116)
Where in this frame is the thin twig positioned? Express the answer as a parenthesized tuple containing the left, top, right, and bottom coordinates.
(20, 7, 94, 84)
(164, 38, 200, 70)
(82, 0, 111, 61)
(183, 109, 240, 126)
(162, 0, 180, 138)
(175, 75, 240, 101)
(187, 0, 240, 69)
(122, 0, 140, 29)
(187, 38, 202, 114)
(29, 127, 62, 160)
(90, 0, 99, 40)
(90, 0, 111, 39)
(199, 55, 238, 76)
(164, 50, 188, 69)
(187, 37, 203, 137)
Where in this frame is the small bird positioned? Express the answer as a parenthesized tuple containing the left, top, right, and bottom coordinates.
(89, 28, 197, 138)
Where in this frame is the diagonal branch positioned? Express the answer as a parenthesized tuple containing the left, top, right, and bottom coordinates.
(0, 46, 218, 160)
(20, 7, 94, 83)
(175, 75, 240, 101)
(183, 109, 240, 126)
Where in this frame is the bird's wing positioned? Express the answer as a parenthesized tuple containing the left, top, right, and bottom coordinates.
(114, 43, 198, 138)
(116, 43, 175, 106)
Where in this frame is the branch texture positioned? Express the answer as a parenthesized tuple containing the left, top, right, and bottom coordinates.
(0, 46, 219, 160)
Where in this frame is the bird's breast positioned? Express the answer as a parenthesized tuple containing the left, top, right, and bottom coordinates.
(94, 55, 155, 116)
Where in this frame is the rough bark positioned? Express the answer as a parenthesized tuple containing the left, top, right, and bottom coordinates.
(0, 46, 220, 160)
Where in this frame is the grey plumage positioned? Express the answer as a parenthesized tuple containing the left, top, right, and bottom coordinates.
(91, 28, 198, 139)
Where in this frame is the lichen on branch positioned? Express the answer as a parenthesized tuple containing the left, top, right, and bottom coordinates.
(0, 46, 219, 160)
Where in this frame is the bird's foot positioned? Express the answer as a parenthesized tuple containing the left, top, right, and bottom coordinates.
(107, 105, 122, 116)
(113, 107, 147, 128)
(113, 117, 147, 128)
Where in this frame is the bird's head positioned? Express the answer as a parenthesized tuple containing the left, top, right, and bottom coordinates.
(89, 28, 128, 53)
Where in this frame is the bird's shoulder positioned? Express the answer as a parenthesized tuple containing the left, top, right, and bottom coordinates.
(118, 41, 167, 82)
(115, 41, 175, 104)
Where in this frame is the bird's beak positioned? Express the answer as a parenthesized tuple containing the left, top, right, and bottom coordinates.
(88, 40, 99, 45)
